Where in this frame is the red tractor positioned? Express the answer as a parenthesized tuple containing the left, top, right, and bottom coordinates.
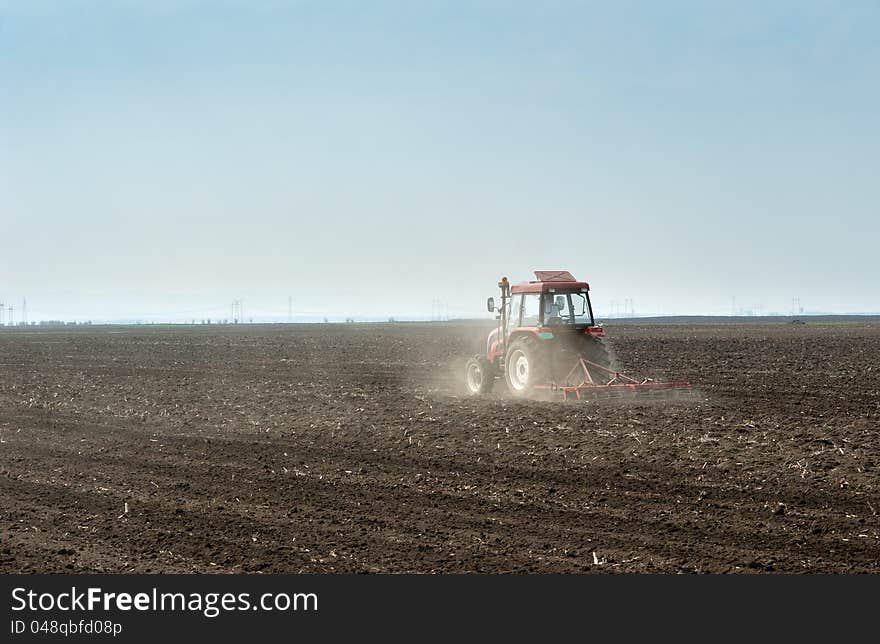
(465, 271, 690, 399)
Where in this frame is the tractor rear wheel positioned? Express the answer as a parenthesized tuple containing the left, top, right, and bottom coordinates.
(504, 337, 547, 397)
(581, 336, 613, 383)
(465, 357, 495, 395)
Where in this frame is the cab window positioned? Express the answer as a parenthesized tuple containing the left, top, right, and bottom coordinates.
(545, 294, 572, 323)
(521, 293, 541, 326)
(506, 294, 522, 333)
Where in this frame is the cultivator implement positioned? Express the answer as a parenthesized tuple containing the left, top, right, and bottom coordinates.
(536, 357, 692, 401)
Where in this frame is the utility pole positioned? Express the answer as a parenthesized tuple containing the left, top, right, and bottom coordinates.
(230, 299, 245, 324)
(22, 297, 27, 326)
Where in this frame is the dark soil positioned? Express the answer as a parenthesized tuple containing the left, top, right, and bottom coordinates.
(1, 321, 878, 573)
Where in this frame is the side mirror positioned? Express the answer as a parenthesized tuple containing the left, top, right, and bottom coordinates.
(487, 297, 495, 312)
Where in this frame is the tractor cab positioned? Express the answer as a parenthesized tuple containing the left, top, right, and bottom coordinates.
(506, 286, 595, 330)
(486, 271, 604, 361)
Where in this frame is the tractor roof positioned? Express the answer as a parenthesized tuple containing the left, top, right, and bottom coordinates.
(510, 270, 590, 294)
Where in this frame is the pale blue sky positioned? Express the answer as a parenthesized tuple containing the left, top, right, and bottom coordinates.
(2, 1, 878, 321)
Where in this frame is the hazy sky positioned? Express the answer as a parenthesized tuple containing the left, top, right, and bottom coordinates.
(2, 1, 878, 321)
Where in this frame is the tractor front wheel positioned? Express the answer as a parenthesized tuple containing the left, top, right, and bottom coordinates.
(465, 357, 495, 395)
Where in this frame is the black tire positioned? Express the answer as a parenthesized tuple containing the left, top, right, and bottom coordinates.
(504, 336, 548, 397)
(581, 336, 613, 383)
(464, 356, 495, 395)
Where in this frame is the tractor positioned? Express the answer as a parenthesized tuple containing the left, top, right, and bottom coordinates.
(464, 271, 691, 399)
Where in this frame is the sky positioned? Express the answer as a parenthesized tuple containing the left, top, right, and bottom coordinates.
(2, 0, 878, 322)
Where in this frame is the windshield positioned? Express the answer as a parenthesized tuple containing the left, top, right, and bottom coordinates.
(543, 290, 593, 326)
